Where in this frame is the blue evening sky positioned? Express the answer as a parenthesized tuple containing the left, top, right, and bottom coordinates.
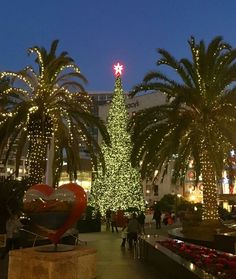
(0, 0, 236, 91)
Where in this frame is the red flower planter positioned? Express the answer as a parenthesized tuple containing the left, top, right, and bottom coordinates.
(157, 239, 236, 278)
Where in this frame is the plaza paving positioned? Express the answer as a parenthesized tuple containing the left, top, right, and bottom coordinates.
(0, 222, 181, 279)
(82, 223, 179, 279)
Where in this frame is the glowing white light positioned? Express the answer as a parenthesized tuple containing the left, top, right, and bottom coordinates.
(114, 63, 123, 76)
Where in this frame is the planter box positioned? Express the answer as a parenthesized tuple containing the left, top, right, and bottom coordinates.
(8, 245, 97, 279)
(139, 236, 216, 279)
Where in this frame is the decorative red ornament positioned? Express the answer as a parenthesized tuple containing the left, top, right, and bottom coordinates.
(24, 183, 87, 244)
(187, 170, 195, 179)
(114, 62, 124, 76)
(229, 184, 234, 194)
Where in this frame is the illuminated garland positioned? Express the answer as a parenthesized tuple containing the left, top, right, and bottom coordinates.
(200, 142, 219, 221)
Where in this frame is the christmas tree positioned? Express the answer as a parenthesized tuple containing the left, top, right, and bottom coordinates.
(90, 63, 145, 215)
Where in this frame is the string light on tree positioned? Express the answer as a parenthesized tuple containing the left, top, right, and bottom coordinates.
(89, 62, 145, 215)
(0, 40, 97, 186)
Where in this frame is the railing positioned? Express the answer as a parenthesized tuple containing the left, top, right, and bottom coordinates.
(20, 228, 87, 247)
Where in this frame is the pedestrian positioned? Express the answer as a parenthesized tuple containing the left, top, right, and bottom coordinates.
(120, 218, 129, 248)
(105, 208, 111, 231)
(170, 212, 175, 223)
(111, 211, 118, 233)
(153, 208, 162, 229)
(116, 207, 125, 228)
(163, 212, 170, 225)
(167, 215, 173, 225)
(1, 213, 23, 259)
(137, 211, 146, 234)
(127, 213, 141, 250)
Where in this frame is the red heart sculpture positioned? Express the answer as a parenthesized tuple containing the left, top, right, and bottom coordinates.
(23, 183, 87, 244)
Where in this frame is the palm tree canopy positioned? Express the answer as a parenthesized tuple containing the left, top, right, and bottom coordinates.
(0, 40, 109, 185)
(129, 36, 236, 184)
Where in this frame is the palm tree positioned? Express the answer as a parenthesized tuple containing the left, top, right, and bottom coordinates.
(129, 36, 236, 222)
(0, 40, 109, 186)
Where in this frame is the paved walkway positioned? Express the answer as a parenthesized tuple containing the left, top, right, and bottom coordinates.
(79, 222, 181, 279)
(0, 222, 181, 279)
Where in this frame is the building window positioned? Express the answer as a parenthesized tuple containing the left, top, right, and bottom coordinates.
(153, 185, 159, 196)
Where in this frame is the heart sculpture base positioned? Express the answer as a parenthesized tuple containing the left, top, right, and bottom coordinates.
(8, 244, 97, 279)
(35, 244, 75, 252)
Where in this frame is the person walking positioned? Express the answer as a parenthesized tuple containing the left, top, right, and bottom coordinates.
(153, 208, 162, 229)
(163, 212, 171, 225)
(1, 213, 23, 259)
(137, 211, 146, 234)
(116, 207, 125, 228)
(111, 211, 118, 233)
(105, 208, 111, 231)
(127, 213, 141, 250)
(120, 218, 129, 248)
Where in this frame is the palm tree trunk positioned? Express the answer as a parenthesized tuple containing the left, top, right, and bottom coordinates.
(28, 135, 48, 185)
(27, 114, 53, 185)
(200, 150, 219, 222)
(45, 135, 54, 187)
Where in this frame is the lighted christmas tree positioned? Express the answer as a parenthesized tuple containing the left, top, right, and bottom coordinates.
(90, 63, 145, 215)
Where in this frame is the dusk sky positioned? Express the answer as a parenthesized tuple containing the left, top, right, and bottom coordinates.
(1, 0, 236, 92)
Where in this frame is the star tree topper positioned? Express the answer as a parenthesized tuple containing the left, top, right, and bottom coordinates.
(114, 62, 124, 76)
